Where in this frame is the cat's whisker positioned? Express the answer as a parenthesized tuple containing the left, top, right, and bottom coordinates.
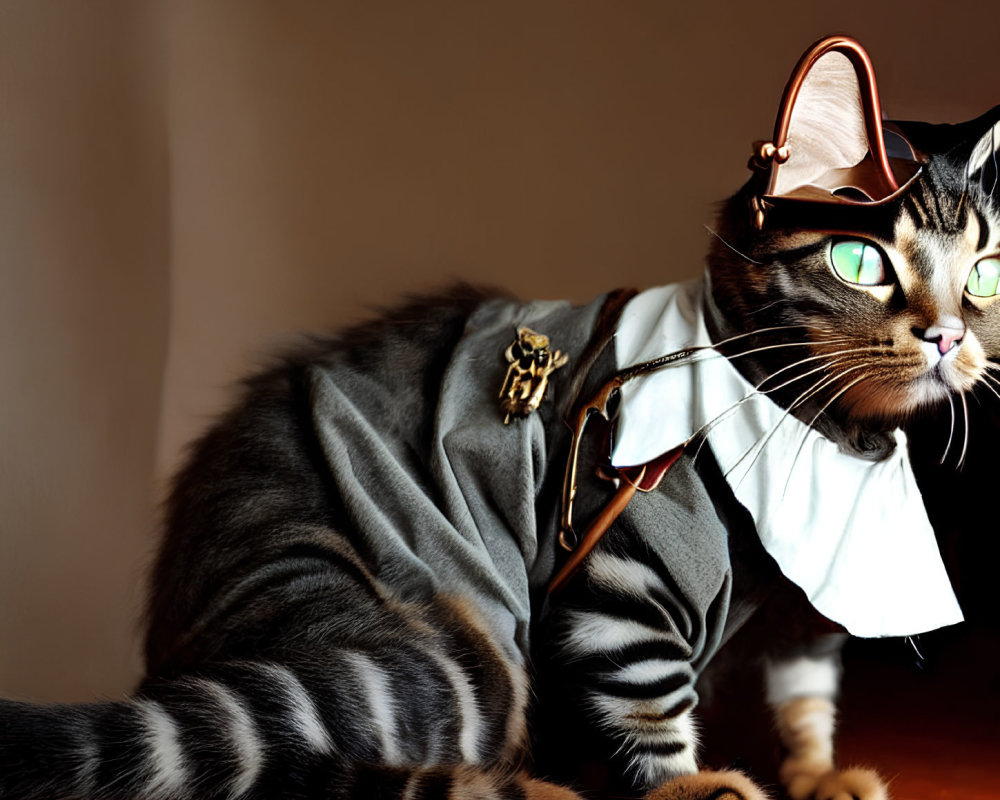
(959, 391, 970, 470)
(688, 395, 761, 464)
(753, 346, 886, 391)
(941, 394, 956, 467)
(991, 125, 998, 198)
(621, 331, 856, 388)
(685, 353, 856, 463)
(977, 374, 1000, 404)
(975, 370, 1000, 407)
(754, 355, 854, 396)
(710, 324, 846, 349)
(715, 338, 855, 367)
(780, 370, 872, 499)
(745, 299, 791, 317)
(802, 368, 872, 426)
(725, 366, 853, 486)
(616, 325, 828, 381)
(704, 225, 762, 265)
(686, 343, 885, 467)
(731, 362, 872, 487)
(980, 375, 1000, 405)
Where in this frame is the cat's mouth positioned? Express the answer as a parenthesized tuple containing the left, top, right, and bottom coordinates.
(818, 346, 982, 424)
(799, 322, 988, 424)
(912, 365, 964, 405)
(923, 334, 987, 395)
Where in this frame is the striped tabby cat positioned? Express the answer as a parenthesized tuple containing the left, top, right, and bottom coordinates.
(2, 36, 997, 800)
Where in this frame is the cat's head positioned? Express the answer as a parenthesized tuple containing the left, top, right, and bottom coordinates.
(708, 36, 1000, 445)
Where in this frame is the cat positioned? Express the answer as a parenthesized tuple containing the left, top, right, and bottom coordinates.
(2, 34, 998, 800)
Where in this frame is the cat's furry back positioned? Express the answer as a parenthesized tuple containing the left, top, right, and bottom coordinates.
(1, 287, 572, 799)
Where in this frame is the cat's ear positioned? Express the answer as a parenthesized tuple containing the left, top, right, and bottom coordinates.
(750, 36, 919, 227)
(967, 119, 1000, 205)
(769, 49, 870, 198)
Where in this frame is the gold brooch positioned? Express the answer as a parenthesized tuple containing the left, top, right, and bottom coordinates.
(499, 327, 568, 424)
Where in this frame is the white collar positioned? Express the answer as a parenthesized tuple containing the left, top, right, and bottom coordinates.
(611, 278, 963, 638)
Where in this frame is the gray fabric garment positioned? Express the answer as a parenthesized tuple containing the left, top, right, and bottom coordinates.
(303, 290, 783, 673)
(616, 468, 734, 674)
(566, 338, 780, 675)
(615, 452, 786, 674)
(307, 294, 609, 661)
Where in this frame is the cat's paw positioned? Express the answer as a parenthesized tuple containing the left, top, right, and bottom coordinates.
(780, 760, 888, 800)
(646, 769, 770, 800)
(517, 775, 584, 800)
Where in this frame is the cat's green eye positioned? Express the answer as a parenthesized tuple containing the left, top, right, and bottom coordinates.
(966, 258, 1000, 298)
(830, 241, 886, 286)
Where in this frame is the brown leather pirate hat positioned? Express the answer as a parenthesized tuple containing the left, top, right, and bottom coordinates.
(749, 35, 922, 229)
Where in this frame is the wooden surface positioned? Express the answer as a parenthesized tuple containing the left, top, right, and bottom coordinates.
(697, 624, 1000, 799)
(836, 627, 1000, 800)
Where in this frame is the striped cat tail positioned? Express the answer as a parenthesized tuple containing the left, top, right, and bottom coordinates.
(0, 694, 584, 800)
(0, 693, 298, 800)
(0, 681, 351, 799)
(1, 685, 345, 799)
(0, 697, 172, 800)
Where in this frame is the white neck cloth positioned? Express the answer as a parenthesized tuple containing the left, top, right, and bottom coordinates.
(611, 279, 963, 638)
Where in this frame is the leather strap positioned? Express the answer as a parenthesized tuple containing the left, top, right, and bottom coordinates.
(548, 292, 706, 595)
(559, 288, 637, 420)
(558, 347, 702, 543)
(548, 475, 639, 594)
(548, 444, 684, 594)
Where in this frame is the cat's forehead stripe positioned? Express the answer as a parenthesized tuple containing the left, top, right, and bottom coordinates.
(911, 186, 938, 229)
(904, 171, 968, 235)
(902, 194, 930, 228)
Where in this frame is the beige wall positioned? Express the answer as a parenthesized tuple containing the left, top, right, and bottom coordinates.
(159, 1, 1000, 470)
(0, 0, 167, 700)
(2, 1, 998, 700)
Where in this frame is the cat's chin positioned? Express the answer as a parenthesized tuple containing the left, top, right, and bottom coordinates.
(907, 373, 961, 411)
(837, 372, 963, 427)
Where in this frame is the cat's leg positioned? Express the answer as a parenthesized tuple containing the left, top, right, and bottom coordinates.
(646, 770, 771, 800)
(548, 544, 768, 800)
(766, 639, 888, 800)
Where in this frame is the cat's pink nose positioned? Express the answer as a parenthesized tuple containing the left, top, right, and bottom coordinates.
(935, 327, 965, 355)
(913, 321, 965, 355)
